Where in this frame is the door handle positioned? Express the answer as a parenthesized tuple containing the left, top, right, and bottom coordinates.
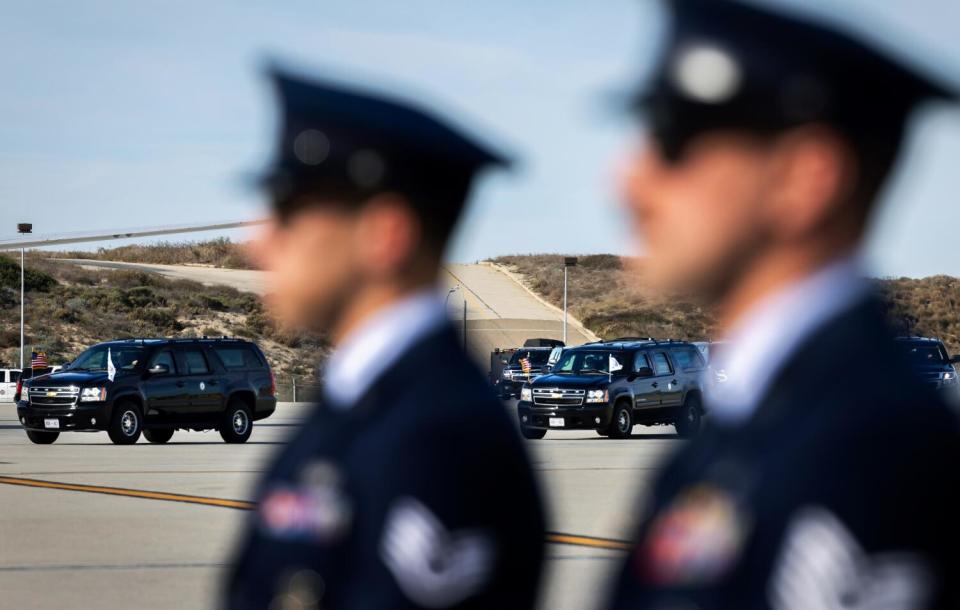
(651, 382, 659, 388)
(671, 379, 678, 385)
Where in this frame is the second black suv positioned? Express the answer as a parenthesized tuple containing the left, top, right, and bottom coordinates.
(894, 336, 960, 395)
(517, 339, 707, 440)
(17, 338, 277, 445)
(495, 347, 556, 399)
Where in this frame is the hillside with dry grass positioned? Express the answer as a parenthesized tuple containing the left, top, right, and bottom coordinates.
(56, 237, 254, 269)
(0, 254, 328, 390)
(493, 254, 960, 355)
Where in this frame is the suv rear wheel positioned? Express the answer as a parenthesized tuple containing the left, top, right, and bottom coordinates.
(608, 402, 633, 439)
(26, 430, 59, 444)
(220, 400, 252, 444)
(675, 394, 703, 438)
(108, 402, 143, 445)
(144, 429, 174, 444)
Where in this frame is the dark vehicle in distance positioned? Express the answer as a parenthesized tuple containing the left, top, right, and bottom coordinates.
(496, 347, 555, 399)
(517, 339, 707, 440)
(17, 338, 277, 445)
(894, 336, 960, 394)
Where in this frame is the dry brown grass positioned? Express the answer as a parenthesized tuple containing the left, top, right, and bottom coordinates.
(54, 237, 254, 269)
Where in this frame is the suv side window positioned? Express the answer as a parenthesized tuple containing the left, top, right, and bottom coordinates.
(9, 370, 19, 382)
(149, 350, 178, 374)
(182, 350, 210, 375)
(671, 347, 705, 371)
(651, 352, 673, 376)
(633, 352, 651, 372)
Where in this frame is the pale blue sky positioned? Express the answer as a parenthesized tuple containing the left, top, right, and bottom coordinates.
(2, 0, 960, 277)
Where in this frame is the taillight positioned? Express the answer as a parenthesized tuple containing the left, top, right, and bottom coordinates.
(269, 372, 276, 397)
(15, 379, 22, 398)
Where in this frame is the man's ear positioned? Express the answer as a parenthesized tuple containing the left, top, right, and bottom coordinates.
(353, 193, 422, 276)
(763, 125, 858, 239)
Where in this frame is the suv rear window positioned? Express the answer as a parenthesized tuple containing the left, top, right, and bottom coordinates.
(671, 347, 705, 371)
(213, 346, 265, 371)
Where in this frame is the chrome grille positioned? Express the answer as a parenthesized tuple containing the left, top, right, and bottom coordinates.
(917, 371, 943, 389)
(29, 386, 79, 407)
(533, 388, 585, 407)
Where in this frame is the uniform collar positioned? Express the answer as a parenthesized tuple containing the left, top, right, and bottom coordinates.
(322, 288, 448, 409)
(708, 255, 870, 426)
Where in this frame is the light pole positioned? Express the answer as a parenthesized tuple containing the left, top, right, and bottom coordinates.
(17, 223, 32, 370)
(445, 285, 460, 307)
(563, 257, 578, 344)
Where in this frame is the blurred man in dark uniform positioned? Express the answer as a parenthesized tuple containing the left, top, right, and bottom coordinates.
(224, 68, 544, 609)
(607, 0, 960, 607)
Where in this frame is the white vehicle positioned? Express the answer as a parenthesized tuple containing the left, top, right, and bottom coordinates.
(0, 368, 22, 403)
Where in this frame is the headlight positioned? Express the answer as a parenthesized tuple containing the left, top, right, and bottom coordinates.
(586, 389, 608, 404)
(502, 369, 513, 379)
(943, 371, 957, 383)
(520, 387, 532, 402)
(80, 387, 107, 402)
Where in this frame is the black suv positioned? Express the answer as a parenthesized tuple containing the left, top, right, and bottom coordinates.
(894, 336, 960, 395)
(517, 339, 707, 440)
(17, 338, 277, 445)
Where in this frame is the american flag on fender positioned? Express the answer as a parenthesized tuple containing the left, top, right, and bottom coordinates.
(31, 351, 48, 369)
(520, 357, 532, 377)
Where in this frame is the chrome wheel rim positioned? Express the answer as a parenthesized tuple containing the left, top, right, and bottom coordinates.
(618, 410, 629, 433)
(121, 410, 138, 436)
(232, 410, 249, 436)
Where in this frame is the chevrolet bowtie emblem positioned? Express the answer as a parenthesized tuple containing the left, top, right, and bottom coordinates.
(46, 391, 57, 397)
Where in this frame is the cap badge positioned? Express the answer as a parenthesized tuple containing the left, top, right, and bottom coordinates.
(671, 43, 742, 104)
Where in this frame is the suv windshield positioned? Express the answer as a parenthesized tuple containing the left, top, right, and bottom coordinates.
(509, 350, 551, 366)
(897, 341, 949, 365)
(69, 345, 146, 372)
(552, 350, 626, 375)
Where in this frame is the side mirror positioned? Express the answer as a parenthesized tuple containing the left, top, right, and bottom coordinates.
(635, 366, 654, 378)
(148, 363, 169, 375)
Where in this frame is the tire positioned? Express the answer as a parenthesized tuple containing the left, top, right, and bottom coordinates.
(144, 428, 174, 444)
(520, 425, 547, 440)
(220, 400, 253, 444)
(26, 430, 59, 444)
(607, 402, 634, 439)
(675, 394, 703, 438)
(108, 402, 143, 445)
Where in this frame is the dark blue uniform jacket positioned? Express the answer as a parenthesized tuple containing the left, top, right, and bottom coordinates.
(607, 297, 960, 609)
(225, 324, 545, 609)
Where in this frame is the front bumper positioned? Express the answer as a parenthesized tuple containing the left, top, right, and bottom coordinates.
(517, 400, 613, 430)
(16, 400, 110, 432)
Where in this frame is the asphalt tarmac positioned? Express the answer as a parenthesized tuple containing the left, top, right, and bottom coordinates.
(0, 401, 682, 610)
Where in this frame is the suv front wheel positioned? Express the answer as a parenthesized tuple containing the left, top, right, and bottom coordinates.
(675, 394, 703, 438)
(108, 402, 143, 445)
(608, 402, 633, 439)
(220, 400, 253, 444)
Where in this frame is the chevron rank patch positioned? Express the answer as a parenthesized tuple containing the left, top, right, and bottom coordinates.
(380, 497, 494, 608)
(769, 506, 932, 610)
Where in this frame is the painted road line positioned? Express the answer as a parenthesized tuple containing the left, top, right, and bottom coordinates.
(0, 476, 253, 510)
(0, 475, 631, 551)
